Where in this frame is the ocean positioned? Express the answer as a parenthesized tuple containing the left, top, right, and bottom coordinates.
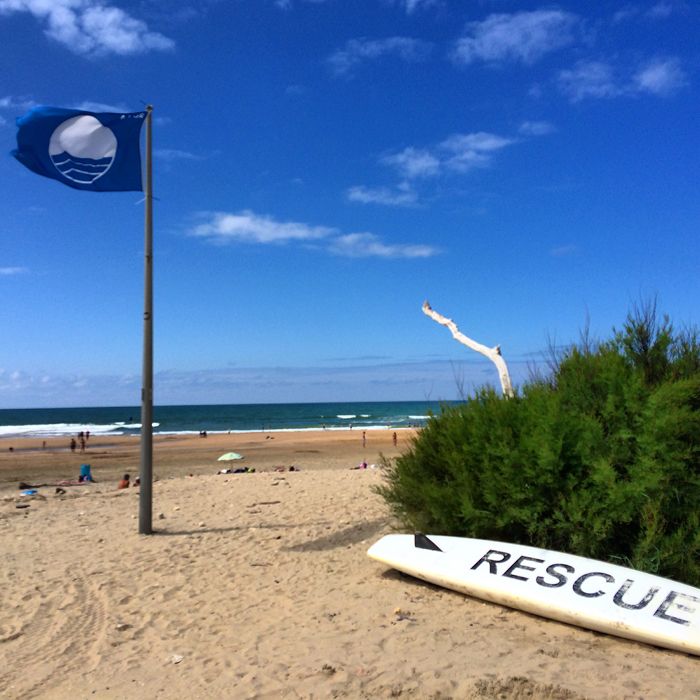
(0, 400, 459, 439)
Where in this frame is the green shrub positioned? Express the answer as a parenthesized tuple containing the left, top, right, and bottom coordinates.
(377, 303, 700, 585)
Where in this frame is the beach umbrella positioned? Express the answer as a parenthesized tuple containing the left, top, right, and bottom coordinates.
(218, 452, 244, 461)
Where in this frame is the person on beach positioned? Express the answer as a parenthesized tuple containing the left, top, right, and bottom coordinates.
(362, 431, 366, 448)
(70, 438, 76, 453)
(79, 464, 94, 483)
(392, 432, 397, 447)
(118, 474, 130, 489)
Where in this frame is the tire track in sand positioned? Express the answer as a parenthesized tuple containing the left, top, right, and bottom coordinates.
(0, 565, 108, 699)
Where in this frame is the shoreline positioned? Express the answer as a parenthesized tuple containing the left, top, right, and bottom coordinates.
(0, 424, 414, 442)
(0, 429, 415, 493)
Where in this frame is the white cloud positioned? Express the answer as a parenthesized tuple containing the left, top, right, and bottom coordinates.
(558, 60, 620, 101)
(154, 148, 203, 162)
(386, 0, 439, 13)
(274, 0, 327, 8)
(367, 127, 550, 203)
(328, 232, 437, 259)
(0, 95, 36, 112)
(439, 132, 514, 173)
(190, 210, 334, 245)
(0, 367, 140, 407)
(559, 57, 686, 102)
(440, 132, 513, 153)
(1, 97, 138, 119)
(328, 36, 432, 76)
(73, 100, 130, 112)
(633, 57, 687, 96)
(381, 147, 441, 179)
(360, 128, 536, 205)
(0, 266, 28, 275)
(2, 356, 534, 407)
(381, 131, 516, 181)
(613, 2, 681, 23)
(402, 0, 436, 12)
(0, 0, 174, 56)
(518, 120, 556, 136)
(646, 2, 675, 18)
(346, 184, 417, 207)
(612, 6, 639, 23)
(189, 210, 438, 259)
(452, 10, 579, 66)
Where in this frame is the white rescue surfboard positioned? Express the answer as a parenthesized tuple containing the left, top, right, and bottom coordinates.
(368, 533, 700, 656)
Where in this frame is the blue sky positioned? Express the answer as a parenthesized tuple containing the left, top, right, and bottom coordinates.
(0, 0, 698, 408)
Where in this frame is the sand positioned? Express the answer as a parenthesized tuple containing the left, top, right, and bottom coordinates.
(0, 429, 407, 492)
(0, 431, 697, 699)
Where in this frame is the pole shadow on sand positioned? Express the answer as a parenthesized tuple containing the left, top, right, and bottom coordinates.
(285, 517, 391, 552)
(152, 519, 339, 538)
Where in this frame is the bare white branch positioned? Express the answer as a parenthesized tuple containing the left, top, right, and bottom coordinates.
(422, 300, 514, 398)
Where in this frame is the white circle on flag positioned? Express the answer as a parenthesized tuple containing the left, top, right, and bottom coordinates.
(49, 115, 117, 184)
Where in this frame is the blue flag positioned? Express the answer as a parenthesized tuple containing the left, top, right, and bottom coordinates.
(12, 106, 146, 192)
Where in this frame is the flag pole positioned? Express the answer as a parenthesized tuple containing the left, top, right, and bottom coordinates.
(139, 105, 154, 535)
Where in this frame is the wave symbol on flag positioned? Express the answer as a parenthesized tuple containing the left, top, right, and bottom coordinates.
(49, 115, 117, 185)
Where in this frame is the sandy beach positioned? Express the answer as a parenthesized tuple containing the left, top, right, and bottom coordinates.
(0, 429, 409, 492)
(0, 431, 697, 699)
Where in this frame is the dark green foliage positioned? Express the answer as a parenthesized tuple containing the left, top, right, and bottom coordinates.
(377, 303, 700, 585)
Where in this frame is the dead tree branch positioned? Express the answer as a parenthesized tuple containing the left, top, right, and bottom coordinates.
(422, 300, 514, 398)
